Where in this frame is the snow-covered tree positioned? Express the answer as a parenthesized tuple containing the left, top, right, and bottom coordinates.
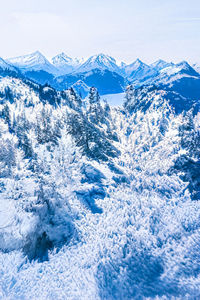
(88, 87, 103, 123)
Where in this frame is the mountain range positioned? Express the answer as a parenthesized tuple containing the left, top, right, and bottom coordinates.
(0, 51, 199, 97)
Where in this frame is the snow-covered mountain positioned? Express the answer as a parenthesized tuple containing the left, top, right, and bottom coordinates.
(54, 68, 126, 95)
(159, 60, 199, 77)
(7, 51, 59, 75)
(2, 51, 200, 100)
(131, 61, 200, 104)
(192, 62, 200, 74)
(0, 57, 19, 72)
(150, 59, 173, 71)
(123, 58, 156, 81)
(71, 80, 90, 98)
(125, 60, 200, 99)
(51, 52, 83, 75)
(150, 61, 200, 92)
(75, 53, 121, 74)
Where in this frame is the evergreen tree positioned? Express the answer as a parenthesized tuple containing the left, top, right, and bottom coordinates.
(68, 87, 82, 110)
(88, 87, 103, 123)
(124, 85, 134, 109)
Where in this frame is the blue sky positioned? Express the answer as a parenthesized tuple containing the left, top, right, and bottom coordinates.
(0, 0, 200, 64)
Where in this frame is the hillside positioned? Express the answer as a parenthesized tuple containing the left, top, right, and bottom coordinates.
(0, 73, 199, 298)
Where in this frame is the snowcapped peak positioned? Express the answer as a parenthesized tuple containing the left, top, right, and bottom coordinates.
(0, 57, 18, 72)
(32, 50, 43, 56)
(176, 60, 191, 69)
(135, 58, 143, 64)
(150, 59, 174, 72)
(51, 53, 83, 75)
(7, 51, 58, 74)
(8, 51, 48, 65)
(192, 62, 200, 74)
(151, 59, 167, 67)
(174, 61, 198, 74)
(128, 59, 148, 69)
(124, 59, 150, 77)
(75, 53, 120, 74)
(52, 53, 74, 65)
(124, 59, 158, 81)
(153, 59, 166, 64)
(158, 60, 199, 79)
(130, 58, 146, 68)
(90, 53, 116, 64)
(176, 61, 199, 76)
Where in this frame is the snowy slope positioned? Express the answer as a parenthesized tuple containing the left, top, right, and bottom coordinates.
(128, 60, 200, 100)
(159, 61, 199, 77)
(75, 53, 121, 74)
(150, 59, 173, 71)
(72, 80, 90, 98)
(0, 57, 18, 72)
(7, 51, 59, 75)
(0, 75, 200, 299)
(54, 68, 126, 95)
(124, 59, 157, 81)
(192, 62, 200, 74)
(51, 52, 83, 75)
(3, 51, 200, 100)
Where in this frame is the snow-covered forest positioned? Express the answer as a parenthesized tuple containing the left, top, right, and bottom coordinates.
(0, 73, 200, 299)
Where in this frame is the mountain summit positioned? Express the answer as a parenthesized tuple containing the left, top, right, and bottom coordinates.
(124, 58, 156, 81)
(75, 53, 121, 74)
(51, 52, 83, 75)
(7, 51, 58, 74)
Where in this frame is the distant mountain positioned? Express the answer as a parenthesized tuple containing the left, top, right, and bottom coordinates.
(51, 52, 83, 75)
(54, 68, 126, 95)
(123, 59, 156, 81)
(150, 59, 173, 71)
(2, 51, 200, 99)
(192, 62, 200, 74)
(75, 53, 121, 75)
(157, 61, 200, 101)
(136, 61, 200, 104)
(149, 61, 200, 90)
(23, 70, 55, 86)
(72, 80, 90, 98)
(7, 51, 58, 75)
(128, 60, 200, 96)
(0, 57, 18, 72)
(158, 61, 199, 78)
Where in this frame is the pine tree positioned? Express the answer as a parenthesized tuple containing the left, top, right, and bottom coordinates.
(88, 87, 103, 123)
(67, 87, 82, 110)
(124, 85, 135, 110)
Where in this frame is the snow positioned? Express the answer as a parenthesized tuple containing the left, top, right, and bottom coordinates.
(192, 62, 200, 74)
(3, 51, 199, 96)
(7, 51, 59, 75)
(75, 53, 121, 74)
(0, 58, 17, 72)
(72, 80, 90, 98)
(51, 53, 84, 75)
(150, 59, 173, 70)
(0, 63, 200, 299)
(124, 59, 157, 81)
(160, 65, 183, 75)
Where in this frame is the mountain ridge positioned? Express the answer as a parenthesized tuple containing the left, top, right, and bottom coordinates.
(1, 51, 199, 98)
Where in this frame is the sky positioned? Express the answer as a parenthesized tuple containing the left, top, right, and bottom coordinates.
(0, 0, 200, 64)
